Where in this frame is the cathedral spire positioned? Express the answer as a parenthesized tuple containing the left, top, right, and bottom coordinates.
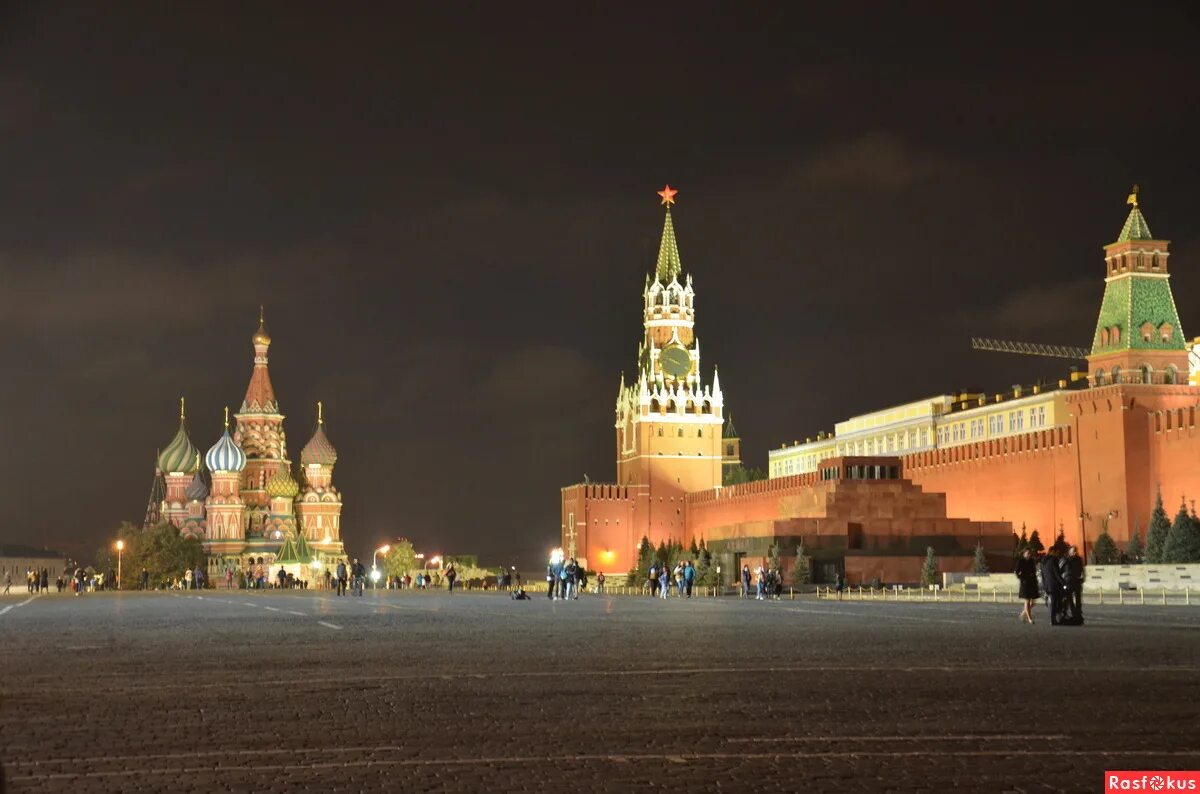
(655, 185, 683, 283)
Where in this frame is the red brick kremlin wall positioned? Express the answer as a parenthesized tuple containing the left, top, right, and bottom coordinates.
(902, 426, 1079, 549)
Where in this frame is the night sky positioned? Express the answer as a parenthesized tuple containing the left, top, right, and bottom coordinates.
(3, 3, 1199, 566)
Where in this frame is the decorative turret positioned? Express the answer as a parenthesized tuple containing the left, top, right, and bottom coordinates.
(266, 466, 300, 500)
(185, 460, 209, 502)
(295, 401, 343, 547)
(722, 411, 742, 475)
(234, 307, 288, 533)
(205, 407, 247, 473)
(204, 407, 248, 552)
(160, 398, 199, 528)
(1088, 186, 1187, 386)
(300, 401, 338, 466)
(158, 397, 199, 474)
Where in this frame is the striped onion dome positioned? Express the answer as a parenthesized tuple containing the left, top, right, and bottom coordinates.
(300, 425, 337, 466)
(205, 429, 247, 473)
(185, 466, 209, 502)
(265, 466, 300, 499)
(158, 418, 199, 474)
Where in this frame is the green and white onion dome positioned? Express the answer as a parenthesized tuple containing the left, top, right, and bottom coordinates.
(265, 466, 300, 499)
(185, 467, 209, 502)
(300, 425, 338, 466)
(158, 420, 199, 474)
(205, 429, 247, 473)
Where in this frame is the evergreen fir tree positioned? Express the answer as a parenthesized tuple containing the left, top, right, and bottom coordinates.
(1145, 490, 1171, 564)
(920, 547, 939, 588)
(792, 539, 812, 586)
(628, 536, 655, 582)
(1163, 498, 1200, 563)
(767, 543, 781, 576)
(1091, 530, 1120, 565)
(655, 540, 668, 566)
(1052, 527, 1068, 554)
(1015, 524, 1029, 559)
(1126, 528, 1144, 564)
(694, 545, 715, 587)
(1027, 529, 1044, 555)
(971, 542, 989, 574)
(689, 537, 700, 557)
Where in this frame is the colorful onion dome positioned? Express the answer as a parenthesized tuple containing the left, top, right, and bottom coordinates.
(252, 305, 271, 346)
(300, 402, 338, 466)
(158, 398, 199, 474)
(185, 464, 209, 502)
(205, 408, 247, 472)
(265, 466, 300, 499)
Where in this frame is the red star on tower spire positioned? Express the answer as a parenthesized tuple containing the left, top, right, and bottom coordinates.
(657, 184, 678, 206)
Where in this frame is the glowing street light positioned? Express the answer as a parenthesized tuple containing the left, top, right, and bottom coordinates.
(115, 539, 125, 590)
(372, 544, 390, 589)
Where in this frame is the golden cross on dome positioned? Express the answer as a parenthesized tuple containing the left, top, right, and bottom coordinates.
(224, 406, 230, 430)
(180, 396, 186, 421)
(317, 400, 324, 426)
(657, 184, 678, 206)
(1127, 184, 1140, 208)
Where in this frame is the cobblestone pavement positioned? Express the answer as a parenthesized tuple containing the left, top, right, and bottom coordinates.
(1, 590, 1197, 792)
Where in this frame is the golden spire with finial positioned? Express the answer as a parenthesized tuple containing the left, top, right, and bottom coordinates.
(317, 400, 324, 426)
(253, 305, 272, 346)
(180, 396, 186, 421)
(1127, 184, 1140, 208)
(223, 406, 230, 430)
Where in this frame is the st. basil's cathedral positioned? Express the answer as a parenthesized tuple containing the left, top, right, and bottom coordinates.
(144, 312, 346, 579)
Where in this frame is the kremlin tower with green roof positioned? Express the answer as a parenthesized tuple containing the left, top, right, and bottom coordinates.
(149, 311, 346, 583)
(1088, 186, 1187, 386)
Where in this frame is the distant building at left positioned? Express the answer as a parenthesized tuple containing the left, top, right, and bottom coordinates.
(143, 311, 347, 581)
(0, 544, 68, 584)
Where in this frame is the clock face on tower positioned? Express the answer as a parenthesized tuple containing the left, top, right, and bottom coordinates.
(660, 344, 691, 380)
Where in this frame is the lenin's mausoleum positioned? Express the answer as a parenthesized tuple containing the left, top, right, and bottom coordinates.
(561, 186, 1197, 584)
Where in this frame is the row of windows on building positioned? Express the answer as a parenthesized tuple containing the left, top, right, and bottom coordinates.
(1107, 252, 1164, 276)
(1098, 322, 1173, 346)
(655, 427, 711, 438)
(938, 406, 1047, 445)
(772, 406, 1053, 476)
(1095, 364, 1179, 385)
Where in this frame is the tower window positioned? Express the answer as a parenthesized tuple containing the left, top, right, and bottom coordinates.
(676, 428, 683, 437)
(656, 427, 663, 437)
(697, 429, 703, 438)
(1141, 322, 1154, 343)
(1160, 323, 1173, 342)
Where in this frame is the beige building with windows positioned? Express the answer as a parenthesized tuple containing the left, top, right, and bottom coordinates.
(770, 379, 1081, 479)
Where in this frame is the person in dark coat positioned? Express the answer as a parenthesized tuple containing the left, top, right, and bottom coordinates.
(1061, 545, 1085, 625)
(1040, 550, 1064, 625)
(1015, 549, 1040, 624)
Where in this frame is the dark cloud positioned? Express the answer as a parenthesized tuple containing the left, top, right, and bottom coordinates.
(2, 3, 1199, 564)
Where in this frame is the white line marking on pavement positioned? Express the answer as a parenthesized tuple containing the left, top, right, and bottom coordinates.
(0, 595, 39, 616)
(287, 610, 306, 616)
(263, 606, 279, 612)
(726, 734, 1069, 744)
(317, 621, 342, 630)
(783, 606, 969, 624)
(24, 663, 1200, 696)
(242, 602, 257, 607)
(2, 736, 1070, 768)
(11, 748, 1200, 780)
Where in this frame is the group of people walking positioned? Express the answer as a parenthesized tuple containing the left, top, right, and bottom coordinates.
(1014, 545, 1085, 626)
(647, 561, 697, 598)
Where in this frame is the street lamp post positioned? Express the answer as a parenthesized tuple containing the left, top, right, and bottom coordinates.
(372, 545, 390, 589)
(115, 540, 125, 590)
